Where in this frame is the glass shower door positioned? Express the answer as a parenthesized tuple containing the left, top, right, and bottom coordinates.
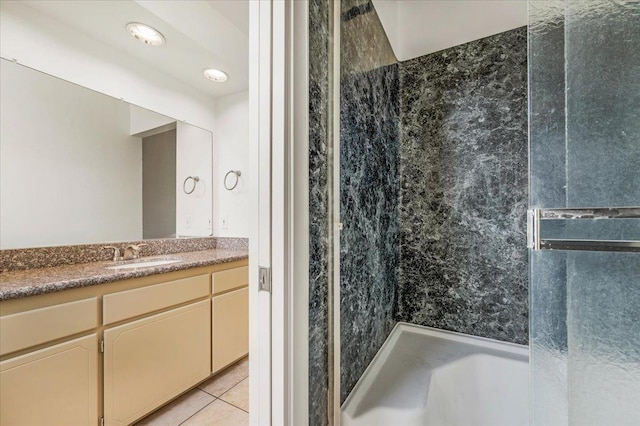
(529, 211, 640, 425)
(529, 0, 640, 425)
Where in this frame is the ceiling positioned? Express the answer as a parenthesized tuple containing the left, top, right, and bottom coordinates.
(17, 0, 250, 98)
(1, 0, 526, 95)
(206, 0, 250, 35)
(372, 0, 528, 61)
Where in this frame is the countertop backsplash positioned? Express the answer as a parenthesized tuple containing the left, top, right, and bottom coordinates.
(0, 237, 248, 272)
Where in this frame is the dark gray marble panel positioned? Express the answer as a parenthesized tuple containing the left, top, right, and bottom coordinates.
(308, 0, 331, 423)
(339, 0, 400, 404)
(339, 63, 400, 402)
(396, 28, 529, 345)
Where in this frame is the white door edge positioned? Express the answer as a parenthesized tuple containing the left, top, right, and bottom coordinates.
(249, 0, 272, 424)
(249, 0, 309, 426)
(250, 1, 310, 425)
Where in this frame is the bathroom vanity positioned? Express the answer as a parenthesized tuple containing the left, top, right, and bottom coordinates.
(0, 250, 248, 426)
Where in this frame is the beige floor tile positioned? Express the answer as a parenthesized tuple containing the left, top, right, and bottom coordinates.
(198, 357, 249, 397)
(135, 388, 215, 426)
(219, 378, 249, 412)
(180, 399, 248, 426)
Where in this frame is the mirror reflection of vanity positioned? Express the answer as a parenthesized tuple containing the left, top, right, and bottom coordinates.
(0, 0, 250, 250)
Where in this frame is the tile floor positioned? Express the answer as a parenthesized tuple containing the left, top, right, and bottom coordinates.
(135, 357, 249, 426)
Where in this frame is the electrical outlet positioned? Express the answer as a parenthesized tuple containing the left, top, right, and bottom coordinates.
(185, 216, 192, 229)
(221, 215, 229, 230)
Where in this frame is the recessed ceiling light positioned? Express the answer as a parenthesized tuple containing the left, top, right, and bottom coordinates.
(203, 68, 228, 83)
(126, 22, 165, 46)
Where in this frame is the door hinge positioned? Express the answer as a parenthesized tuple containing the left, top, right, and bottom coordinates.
(99, 340, 104, 353)
(258, 266, 271, 293)
(99, 417, 104, 426)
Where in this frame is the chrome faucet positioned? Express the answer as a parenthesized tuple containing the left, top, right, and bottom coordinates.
(124, 243, 148, 260)
(102, 246, 123, 262)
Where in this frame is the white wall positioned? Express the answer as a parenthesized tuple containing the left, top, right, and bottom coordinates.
(0, 60, 142, 249)
(176, 122, 214, 237)
(215, 90, 250, 237)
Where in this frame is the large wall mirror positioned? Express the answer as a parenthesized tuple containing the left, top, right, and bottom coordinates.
(1, 59, 212, 248)
(0, 0, 250, 249)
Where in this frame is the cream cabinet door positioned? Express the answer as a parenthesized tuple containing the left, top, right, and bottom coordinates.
(212, 287, 249, 372)
(0, 334, 98, 426)
(103, 300, 211, 426)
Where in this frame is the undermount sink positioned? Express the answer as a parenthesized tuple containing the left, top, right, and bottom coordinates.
(105, 258, 181, 270)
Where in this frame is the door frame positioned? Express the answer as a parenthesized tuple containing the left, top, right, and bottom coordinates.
(249, 1, 310, 425)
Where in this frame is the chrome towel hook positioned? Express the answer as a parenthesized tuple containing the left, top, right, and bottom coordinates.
(183, 176, 200, 194)
(224, 170, 241, 190)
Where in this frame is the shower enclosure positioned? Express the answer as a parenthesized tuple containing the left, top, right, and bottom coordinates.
(529, 0, 640, 424)
(309, 0, 639, 424)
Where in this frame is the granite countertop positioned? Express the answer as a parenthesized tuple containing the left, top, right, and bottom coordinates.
(0, 249, 248, 301)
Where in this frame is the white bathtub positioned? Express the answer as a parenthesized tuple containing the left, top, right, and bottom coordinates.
(341, 323, 529, 426)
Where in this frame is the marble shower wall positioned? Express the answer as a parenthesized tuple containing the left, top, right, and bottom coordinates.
(308, 0, 331, 423)
(311, 0, 530, 413)
(396, 27, 529, 345)
(339, 0, 400, 403)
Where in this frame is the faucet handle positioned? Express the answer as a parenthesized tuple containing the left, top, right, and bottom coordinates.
(124, 243, 148, 259)
(102, 246, 122, 262)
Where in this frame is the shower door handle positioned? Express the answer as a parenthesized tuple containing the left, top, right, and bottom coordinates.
(528, 207, 640, 253)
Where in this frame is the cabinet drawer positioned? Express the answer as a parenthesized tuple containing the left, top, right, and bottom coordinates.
(103, 274, 209, 325)
(212, 266, 248, 295)
(0, 297, 97, 356)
